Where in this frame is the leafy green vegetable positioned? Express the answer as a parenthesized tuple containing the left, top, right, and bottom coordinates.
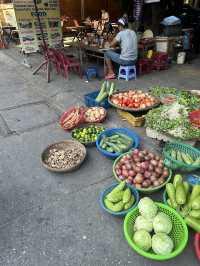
(134, 215, 153, 232)
(138, 197, 158, 219)
(153, 212, 172, 234)
(133, 230, 152, 251)
(145, 102, 200, 140)
(152, 233, 174, 255)
(149, 86, 200, 110)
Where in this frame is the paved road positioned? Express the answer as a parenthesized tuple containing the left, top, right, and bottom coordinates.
(0, 50, 199, 266)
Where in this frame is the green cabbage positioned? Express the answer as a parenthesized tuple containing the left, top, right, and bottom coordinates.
(153, 212, 172, 234)
(152, 233, 174, 255)
(134, 215, 153, 232)
(133, 230, 152, 251)
(138, 197, 158, 219)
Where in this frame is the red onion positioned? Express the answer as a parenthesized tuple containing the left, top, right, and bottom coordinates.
(155, 155, 160, 161)
(133, 149, 139, 155)
(144, 171, 151, 179)
(150, 159, 158, 167)
(134, 173, 144, 184)
(129, 170, 135, 177)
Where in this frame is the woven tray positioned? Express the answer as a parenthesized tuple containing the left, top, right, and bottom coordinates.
(41, 140, 87, 173)
(108, 90, 160, 112)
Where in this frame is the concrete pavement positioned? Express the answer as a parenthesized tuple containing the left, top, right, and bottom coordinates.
(0, 50, 199, 266)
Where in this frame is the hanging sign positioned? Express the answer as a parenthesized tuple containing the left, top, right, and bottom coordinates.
(144, 0, 160, 3)
(13, 0, 62, 53)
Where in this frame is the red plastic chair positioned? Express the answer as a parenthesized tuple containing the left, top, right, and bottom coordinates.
(58, 51, 82, 79)
(48, 48, 62, 75)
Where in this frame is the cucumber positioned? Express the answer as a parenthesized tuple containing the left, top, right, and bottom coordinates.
(181, 152, 194, 164)
(176, 150, 183, 162)
(171, 150, 177, 160)
(183, 181, 190, 197)
(189, 210, 200, 219)
(175, 183, 186, 205)
(193, 157, 200, 166)
(166, 183, 178, 209)
(191, 195, 200, 210)
(117, 133, 132, 142)
(189, 185, 200, 207)
(185, 216, 200, 233)
(173, 174, 183, 188)
(105, 142, 121, 153)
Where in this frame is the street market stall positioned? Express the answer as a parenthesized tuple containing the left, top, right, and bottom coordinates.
(41, 81, 200, 263)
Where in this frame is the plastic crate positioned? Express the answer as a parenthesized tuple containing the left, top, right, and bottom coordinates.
(84, 90, 111, 109)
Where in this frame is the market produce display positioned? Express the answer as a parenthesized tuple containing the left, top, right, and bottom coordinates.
(165, 174, 200, 233)
(99, 132, 133, 153)
(163, 142, 200, 172)
(109, 90, 159, 111)
(114, 149, 170, 191)
(60, 106, 85, 130)
(189, 110, 200, 128)
(146, 102, 200, 140)
(84, 107, 106, 123)
(168, 149, 200, 166)
(150, 86, 200, 109)
(124, 200, 188, 260)
(133, 198, 174, 255)
(72, 125, 105, 144)
(41, 140, 86, 172)
(95, 80, 116, 103)
(103, 181, 136, 212)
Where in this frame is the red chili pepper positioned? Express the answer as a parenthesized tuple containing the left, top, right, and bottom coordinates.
(194, 233, 200, 261)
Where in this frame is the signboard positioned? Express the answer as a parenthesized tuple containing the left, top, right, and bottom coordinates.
(0, 4, 18, 28)
(144, 0, 160, 3)
(13, 0, 62, 53)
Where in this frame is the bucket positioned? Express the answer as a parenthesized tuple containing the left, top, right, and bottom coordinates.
(177, 52, 186, 64)
(156, 37, 169, 53)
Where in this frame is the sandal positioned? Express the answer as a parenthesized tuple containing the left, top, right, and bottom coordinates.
(105, 73, 116, 80)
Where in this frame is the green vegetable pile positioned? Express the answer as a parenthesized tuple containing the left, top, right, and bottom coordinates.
(72, 125, 105, 144)
(145, 102, 200, 140)
(96, 80, 116, 103)
(99, 133, 133, 153)
(104, 181, 135, 212)
(166, 174, 200, 233)
(133, 197, 174, 255)
(149, 86, 200, 110)
(169, 150, 200, 166)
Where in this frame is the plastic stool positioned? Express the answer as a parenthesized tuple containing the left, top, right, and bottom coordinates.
(85, 67, 99, 81)
(118, 65, 137, 81)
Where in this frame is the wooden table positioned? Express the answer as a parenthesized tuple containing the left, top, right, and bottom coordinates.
(78, 45, 120, 75)
(64, 26, 88, 43)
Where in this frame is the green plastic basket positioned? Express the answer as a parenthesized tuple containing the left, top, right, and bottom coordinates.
(124, 203, 188, 261)
(163, 142, 200, 172)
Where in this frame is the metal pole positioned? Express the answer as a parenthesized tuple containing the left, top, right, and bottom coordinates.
(81, 0, 85, 20)
(32, 0, 49, 54)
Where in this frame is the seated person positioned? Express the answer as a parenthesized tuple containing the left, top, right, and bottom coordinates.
(101, 9, 109, 25)
(95, 9, 110, 35)
(104, 17, 138, 80)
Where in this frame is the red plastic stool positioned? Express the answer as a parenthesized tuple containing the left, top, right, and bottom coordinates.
(138, 59, 153, 75)
(194, 233, 200, 261)
(152, 52, 169, 71)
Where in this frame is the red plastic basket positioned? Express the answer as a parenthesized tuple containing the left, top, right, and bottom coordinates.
(194, 233, 200, 261)
(189, 110, 200, 128)
(60, 106, 85, 130)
